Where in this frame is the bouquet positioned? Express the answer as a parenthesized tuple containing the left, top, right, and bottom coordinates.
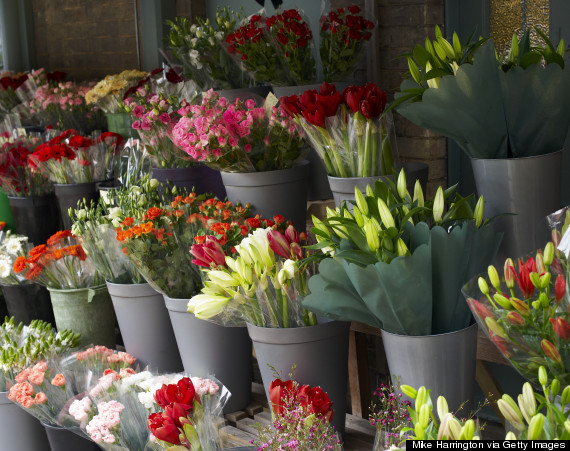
(30, 129, 122, 183)
(0, 134, 52, 196)
(225, 9, 316, 86)
(0, 71, 29, 114)
(0, 232, 33, 285)
(303, 169, 502, 335)
(85, 69, 149, 114)
(253, 374, 341, 450)
(392, 27, 570, 159)
(463, 242, 570, 387)
(13, 230, 102, 289)
(29, 80, 107, 134)
(320, 5, 375, 82)
(170, 89, 307, 172)
(0, 317, 80, 392)
(166, 7, 249, 90)
(188, 224, 315, 328)
(123, 66, 200, 168)
(281, 81, 396, 177)
(369, 381, 411, 449)
(113, 137, 152, 187)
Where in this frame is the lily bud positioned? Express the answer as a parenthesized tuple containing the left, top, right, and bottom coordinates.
(544, 242, 554, 266)
(438, 36, 457, 60)
(518, 382, 536, 423)
(311, 216, 331, 240)
(497, 395, 525, 431)
(425, 62, 440, 89)
(354, 187, 369, 216)
(565, 420, 570, 436)
(504, 258, 515, 289)
(474, 196, 484, 228)
(377, 198, 395, 229)
(529, 272, 541, 289)
(400, 385, 417, 399)
(460, 419, 475, 440)
(433, 187, 444, 224)
(413, 180, 424, 207)
(366, 184, 374, 197)
(551, 379, 561, 398)
(506, 311, 525, 326)
(396, 238, 409, 256)
(487, 265, 500, 291)
(535, 252, 545, 275)
(478, 277, 489, 296)
(415, 386, 427, 411)
(485, 317, 507, 338)
(505, 431, 517, 440)
(562, 386, 570, 406)
(528, 413, 544, 440)
(414, 422, 425, 440)
(493, 293, 512, 310)
(539, 272, 551, 290)
(364, 219, 380, 251)
(448, 417, 462, 439)
(397, 169, 407, 199)
(510, 297, 530, 315)
(549, 317, 570, 341)
(538, 366, 548, 386)
(437, 396, 448, 421)
(555, 274, 565, 303)
(418, 404, 430, 428)
(540, 292, 549, 308)
(541, 339, 562, 364)
(353, 206, 365, 228)
(408, 57, 422, 84)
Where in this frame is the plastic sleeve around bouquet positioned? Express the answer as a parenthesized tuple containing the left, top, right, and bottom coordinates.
(114, 138, 152, 187)
(303, 245, 433, 336)
(547, 206, 570, 275)
(462, 252, 570, 387)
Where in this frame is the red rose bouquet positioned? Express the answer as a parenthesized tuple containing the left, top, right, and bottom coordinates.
(0, 134, 52, 196)
(170, 89, 306, 172)
(253, 376, 341, 450)
(463, 242, 570, 387)
(281, 81, 397, 177)
(226, 9, 316, 86)
(0, 71, 29, 114)
(13, 230, 102, 289)
(122, 67, 200, 168)
(29, 129, 122, 183)
(320, 5, 375, 82)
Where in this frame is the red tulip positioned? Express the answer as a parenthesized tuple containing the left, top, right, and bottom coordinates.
(316, 91, 341, 117)
(555, 274, 566, 303)
(541, 339, 562, 363)
(268, 378, 298, 415)
(550, 317, 570, 341)
(154, 377, 197, 410)
(147, 412, 181, 444)
(280, 94, 302, 118)
(318, 82, 338, 97)
(342, 86, 364, 114)
(190, 236, 226, 268)
(301, 102, 326, 127)
(298, 89, 318, 108)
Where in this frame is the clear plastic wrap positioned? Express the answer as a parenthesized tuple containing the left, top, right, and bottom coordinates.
(0, 232, 34, 285)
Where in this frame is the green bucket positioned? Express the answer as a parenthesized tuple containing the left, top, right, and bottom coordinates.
(0, 192, 15, 231)
(47, 284, 116, 348)
(105, 113, 138, 139)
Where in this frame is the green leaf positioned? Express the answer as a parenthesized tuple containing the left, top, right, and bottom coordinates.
(520, 51, 542, 68)
(413, 45, 431, 68)
(408, 57, 422, 84)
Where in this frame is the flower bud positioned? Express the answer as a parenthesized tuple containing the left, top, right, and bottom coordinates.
(510, 297, 530, 315)
(540, 292, 549, 308)
(535, 252, 546, 275)
(561, 386, 570, 406)
(506, 311, 525, 326)
(565, 420, 570, 435)
(485, 266, 499, 292)
(418, 404, 430, 428)
(538, 366, 548, 386)
(149, 178, 159, 189)
(485, 317, 507, 338)
(397, 169, 407, 199)
(544, 242, 554, 266)
(518, 382, 536, 423)
(497, 395, 525, 431)
(551, 378, 561, 398)
(539, 272, 551, 290)
(415, 386, 427, 411)
(504, 431, 517, 440)
(474, 196, 484, 228)
(413, 180, 424, 207)
(377, 198, 395, 229)
(555, 274, 565, 303)
(504, 258, 515, 289)
(460, 419, 475, 440)
(437, 396, 448, 421)
(550, 317, 570, 341)
(493, 293, 512, 310)
(400, 385, 417, 399)
(529, 272, 541, 289)
(354, 187, 368, 216)
(396, 238, 409, 256)
(478, 277, 489, 296)
(364, 219, 380, 251)
(414, 422, 425, 440)
(353, 206, 365, 228)
(541, 339, 562, 364)
(528, 413, 544, 440)
(408, 58, 422, 84)
(433, 187, 444, 224)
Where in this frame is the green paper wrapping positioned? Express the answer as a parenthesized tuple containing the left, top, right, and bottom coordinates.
(396, 39, 570, 159)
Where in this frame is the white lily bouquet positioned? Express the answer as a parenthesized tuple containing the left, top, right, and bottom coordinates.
(188, 226, 317, 328)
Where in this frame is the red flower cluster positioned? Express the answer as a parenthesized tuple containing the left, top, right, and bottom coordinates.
(282, 82, 387, 127)
(0, 73, 28, 91)
(226, 14, 265, 59)
(269, 378, 334, 422)
(320, 5, 374, 44)
(266, 9, 313, 53)
(147, 377, 200, 445)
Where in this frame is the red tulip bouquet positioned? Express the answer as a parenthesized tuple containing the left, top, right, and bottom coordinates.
(147, 376, 228, 450)
(122, 67, 200, 168)
(13, 230, 102, 289)
(319, 5, 375, 82)
(463, 242, 570, 387)
(29, 129, 122, 184)
(253, 376, 341, 450)
(225, 9, 316, 86)
(170, 89, 306, 173)
(281, 81, 397, 178)
(0, 134, 52, 196)
(188, 224, 314, 328)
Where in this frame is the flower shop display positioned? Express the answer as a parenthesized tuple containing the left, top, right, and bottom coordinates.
(189, 226, 349, 434)
(392, 27, 570, 262)
(171, 89, 309, 228)
(0, 232, 55, 325)
(166, 7, 250, 90)
(252, 373, 342, 449)
(0, 133, 60, 244)
(225, 9, 316, 87)
(13, 230, 116, 347)
(320, 5, 375, 83)
(303, 170, 501, 411)
(463, 241, 570, 387)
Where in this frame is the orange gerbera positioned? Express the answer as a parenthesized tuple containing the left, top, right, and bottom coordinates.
(13, 256, 27, 273)
(66, 245, 87, 261)
(146, 207, 162, 220)
(45, 249, 65, 261)
(29, 244, 48, 258)
(141, 221, 153, 234)
(47, 230, 73, 246)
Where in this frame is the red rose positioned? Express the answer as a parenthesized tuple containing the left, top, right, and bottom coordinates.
(246, 217, 261, 228)
(348, 5, 361, 14)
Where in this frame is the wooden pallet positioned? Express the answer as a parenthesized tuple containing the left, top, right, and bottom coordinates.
(220, 383, 376, 450)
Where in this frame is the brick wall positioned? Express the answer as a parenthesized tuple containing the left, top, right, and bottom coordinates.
(32, 0, 139, 81)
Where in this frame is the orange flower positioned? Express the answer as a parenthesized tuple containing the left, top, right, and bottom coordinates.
(194, 235, 206, 244)
(46, 249, 65, 261)
(29, 244, 48, 258)
(25, 264, 42, 280)
(47, 230, 72, 246)
(205, 198, 216, 206)
(121, 217, 134, 227)
(51, 374, 66, 387)
(146, 207, 162, 220)
(0, 221, 6, 231)
(219, 234, 228, 245)
(65, 245, 87, 261)
(141, 221, 153, 234)
(121, 247, 129, 255)
(13, 256, 27, 273)
(173, 209, 184, 218)
(174, 195, 183, 203)
(183, 194, 196, 204)
(216, 201, 225, 210)
(222, 210, 231, 220)
(132, 225, 142, 237)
